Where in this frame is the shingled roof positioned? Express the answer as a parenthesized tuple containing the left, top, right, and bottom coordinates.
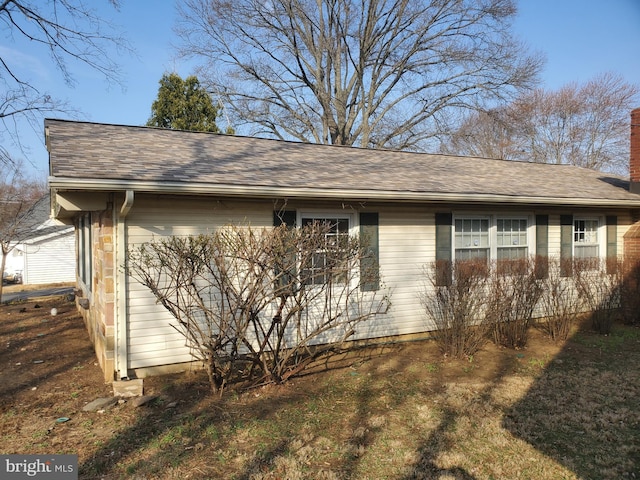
(45, 119, 640, 207)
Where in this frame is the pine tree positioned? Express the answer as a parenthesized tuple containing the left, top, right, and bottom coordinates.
(147, 73, 230, 133)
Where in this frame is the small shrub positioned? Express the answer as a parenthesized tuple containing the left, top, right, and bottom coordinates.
(420, 259, 490, 358)
(620, 260, 640, 326)
(127, 223, 390, 394)
(573, 258, 622, 334)
(488, 257, 542, 349)
(538, 259, 581, 341)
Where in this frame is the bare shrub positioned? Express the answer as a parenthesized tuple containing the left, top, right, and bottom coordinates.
(620, 259, 640, 326)
(538, 259, 582, 341)
(127, 223, 389, 394)
(488, 257, 543, 349)
(247, 221, 390, 384)
(420, 259, 490, 358)
(127, 231, 268, 394)
(573, 258, 623, 334)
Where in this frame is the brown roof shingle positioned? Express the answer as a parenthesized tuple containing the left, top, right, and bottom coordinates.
(45, 119, 640, 205)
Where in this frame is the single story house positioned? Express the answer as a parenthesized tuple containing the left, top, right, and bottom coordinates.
(3, 194, 75, 285)
(45, 109, 640, 382)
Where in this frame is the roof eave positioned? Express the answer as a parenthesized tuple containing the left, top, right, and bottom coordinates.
(48, 176, 640, 208)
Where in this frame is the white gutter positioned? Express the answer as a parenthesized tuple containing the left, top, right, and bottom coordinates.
(115, 190, 134, 380)
(48, 176, 640, 208)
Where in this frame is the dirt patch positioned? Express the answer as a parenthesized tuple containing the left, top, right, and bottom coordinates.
(0, 297, 113, 457)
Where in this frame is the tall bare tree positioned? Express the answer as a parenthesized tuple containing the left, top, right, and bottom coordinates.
(442, 73, 640, 174)
(0, 0, 130, 166)
(0, 161, 47, 301)
(176, 0, 542, 150)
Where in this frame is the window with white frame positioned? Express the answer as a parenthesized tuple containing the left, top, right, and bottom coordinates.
(574, 218, 599, 259)
(497, 218, 529, 260)
(300, 214, 351, 285)
(454, 216, 530, 262)
(454, 218, 489, 260)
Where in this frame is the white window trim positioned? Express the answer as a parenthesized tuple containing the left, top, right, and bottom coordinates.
(297, 211, 357, 235)
(452, 213, 535, 262)
(297, 210, 358, 287)
(78, 213, 92, 292)
(573, 216, 605, 259)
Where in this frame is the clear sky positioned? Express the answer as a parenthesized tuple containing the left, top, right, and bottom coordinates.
(5, 0, 640, 179)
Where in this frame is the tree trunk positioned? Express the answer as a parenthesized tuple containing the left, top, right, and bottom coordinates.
(0, 248, 7, 303)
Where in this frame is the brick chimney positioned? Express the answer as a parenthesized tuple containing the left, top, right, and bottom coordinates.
(631, 108, 640, 193)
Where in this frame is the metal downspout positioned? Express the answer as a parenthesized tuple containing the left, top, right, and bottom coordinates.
(115, 190, 134, 380)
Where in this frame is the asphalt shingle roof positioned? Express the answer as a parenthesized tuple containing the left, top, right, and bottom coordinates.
(45, 119, 640, 205)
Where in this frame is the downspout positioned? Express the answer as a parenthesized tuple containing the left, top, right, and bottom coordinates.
(115, 190, 134, 380)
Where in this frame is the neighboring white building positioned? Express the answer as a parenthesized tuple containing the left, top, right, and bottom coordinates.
(4, 195, 75, 285)
(17, 224, 75, 285)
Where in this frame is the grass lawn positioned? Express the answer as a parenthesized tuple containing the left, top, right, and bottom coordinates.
(1, 296, 639, 479)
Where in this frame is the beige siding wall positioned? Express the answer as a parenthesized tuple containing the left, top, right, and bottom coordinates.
(123, 199, 636, 372)
(548, 215, 562, 258)
(368, 207, 434, 337)
(125, 196, 272, 369)
(618, 211, 634, 255)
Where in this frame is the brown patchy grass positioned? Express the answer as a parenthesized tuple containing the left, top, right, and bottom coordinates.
(1, 295, 639, 479)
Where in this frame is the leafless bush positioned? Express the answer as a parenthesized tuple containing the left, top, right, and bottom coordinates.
(573, 258, 623, 334)
(620, 260, 640, 326)
(420, 259, 491, 358)
(538, 259, 582, 341)
(488, 257, 543, 349)
(127, 223, 389, 394)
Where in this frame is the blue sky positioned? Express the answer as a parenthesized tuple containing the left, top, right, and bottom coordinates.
(5, 0, 640, 178)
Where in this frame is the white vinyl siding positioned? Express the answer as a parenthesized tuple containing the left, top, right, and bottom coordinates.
(122, 200, 633, 372)
(22, 230, 75, 285)
(125, 196, 272, 369)
(548, 216, 562, 258)
(372, 208, 434, 336)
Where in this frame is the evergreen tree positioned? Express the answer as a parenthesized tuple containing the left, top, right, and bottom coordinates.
(147, 73, 230, 133)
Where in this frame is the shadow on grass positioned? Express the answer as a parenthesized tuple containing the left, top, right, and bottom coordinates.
(503, 319, 640, 478)
(77, 319, 640, 479)
(403, 409, 477, 480)
(78, 346, 399, 479)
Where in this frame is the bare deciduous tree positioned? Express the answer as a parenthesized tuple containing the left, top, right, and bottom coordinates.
(0, 0, 130, 165)
(127, 223, 389, 395)
(176, 0, 542, 150)
(443, 73, 639, 174)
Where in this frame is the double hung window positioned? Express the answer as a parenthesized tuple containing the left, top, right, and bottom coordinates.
(573, 218, 599, 260)
(497, 219, 529, 260)
(454, 218, 489, 261)
(300, 215, 351, 285)
(454, 216, 530, 263)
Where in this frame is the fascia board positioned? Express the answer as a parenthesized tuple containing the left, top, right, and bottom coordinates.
(23, 226, 74, 245)
(48, 176, 640, 208)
